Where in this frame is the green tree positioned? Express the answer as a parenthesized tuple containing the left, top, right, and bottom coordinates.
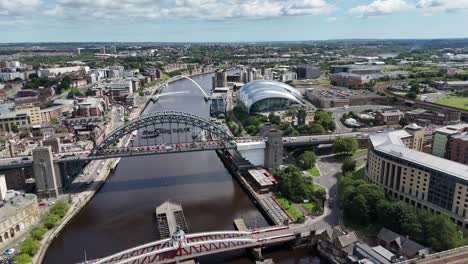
(314, 110, 336, 132)
(342, 157, 357, 172)
(50, 117, 58, 124)
(20, 238, 40, 256)
(43, 213, 61, 229)
(32, 130, 43, 137)
(405, 91, 418, 100)
(347, 194, 369, 224)
(14, 254, 32, 264)
(30, 226, 48, 240)
(19, 131, 30, 139)
(50, 200, 70, 218)
(419, 211, 465, 251)
(334, 136, 358, 154)
(57, 76, 71, 93)
(275, 165, 313, 203)
(298, 151, 317, 170)
(268, 112, 282, 125)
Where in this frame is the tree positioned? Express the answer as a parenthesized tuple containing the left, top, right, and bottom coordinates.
(347, 194, 369, 224)
(43, 213, 61, 229)
(405, 91, 418, 100)
(32, 130, 43, 137)
(57, 76, 71, 93)
(19, 131, 30, 139)
(298, 151, 317, 170)
(399, 117, 409, 127)
(334, 136, 358, 154)
(275, 165, 313, 203)
(20, 238, 40, 256)
(50, 200, 70, 218)
(419, 211, 465, 251)
(342, 157, 357, 172)
(314, 110, 336, 132)
(50, 117, 58, 124)
(14, 254, 32, 264)
(30, 226, 48, 240)
(268, 112, 281, 125)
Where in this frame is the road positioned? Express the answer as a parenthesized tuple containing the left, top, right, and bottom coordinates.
(300, 154, 343, 231)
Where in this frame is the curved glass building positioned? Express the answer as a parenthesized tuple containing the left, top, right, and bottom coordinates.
(238, 80, 304, 113)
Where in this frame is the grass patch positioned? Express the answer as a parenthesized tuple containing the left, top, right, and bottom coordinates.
(352, 148, 368, 157)
(276, 196, 302, 221)
(300, 202, 316, 213)
(435, 95, 468, 110)
(356, 160, 366, 168)
(307, 166, 320, 177)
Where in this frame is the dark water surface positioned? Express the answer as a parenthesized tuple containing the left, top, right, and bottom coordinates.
(43, 74, 323, 264)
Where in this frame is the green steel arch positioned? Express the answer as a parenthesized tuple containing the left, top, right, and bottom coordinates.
(91, 111, 236, 155)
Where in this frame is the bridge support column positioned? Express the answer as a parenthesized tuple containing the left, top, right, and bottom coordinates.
(32, 146, 63, 198)
(248, 247, 263, 261)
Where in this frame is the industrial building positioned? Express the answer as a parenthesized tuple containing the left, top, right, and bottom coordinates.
(238, 80, 303, 113)
(367, 124, 468, 229)
(305, 88, 386, 108)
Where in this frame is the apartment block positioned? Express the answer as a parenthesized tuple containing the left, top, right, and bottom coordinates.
(367, 124, 468, 229)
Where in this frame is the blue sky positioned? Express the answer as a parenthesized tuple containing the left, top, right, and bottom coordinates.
(1, 0, 468, 42)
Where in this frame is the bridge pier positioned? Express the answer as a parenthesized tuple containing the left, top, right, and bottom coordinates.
(248, 246, 263, 261)
(32, 146, 63, 198)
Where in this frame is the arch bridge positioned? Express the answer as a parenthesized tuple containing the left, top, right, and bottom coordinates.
(153, 76, 211, 102)
(59, 111, 238, 162)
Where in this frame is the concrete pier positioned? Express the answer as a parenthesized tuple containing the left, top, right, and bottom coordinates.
(155, 201, 189, 239)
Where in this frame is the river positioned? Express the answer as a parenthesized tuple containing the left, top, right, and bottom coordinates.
(43, 73, 323, 264)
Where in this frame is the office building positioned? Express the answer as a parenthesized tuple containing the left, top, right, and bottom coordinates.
(367, 124, 468, 229)
(0, 111, 30, 131)
(15, 105, 42, 125)
(295, 65, 321, 79)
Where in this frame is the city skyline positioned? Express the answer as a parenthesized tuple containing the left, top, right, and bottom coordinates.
(2, 0, 468, 42)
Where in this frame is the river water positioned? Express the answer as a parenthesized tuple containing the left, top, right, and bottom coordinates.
(43, 74, 323, 264)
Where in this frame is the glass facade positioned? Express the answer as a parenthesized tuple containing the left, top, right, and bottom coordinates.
(238, 80, 303, 113)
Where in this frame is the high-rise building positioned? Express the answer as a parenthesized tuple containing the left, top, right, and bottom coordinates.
(367, 125, 468, 230)
(432, 124, 468, 163)
(448, 132, 468, 165)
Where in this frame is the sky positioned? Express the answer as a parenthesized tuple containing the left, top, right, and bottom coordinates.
(1, 0, 468, 42)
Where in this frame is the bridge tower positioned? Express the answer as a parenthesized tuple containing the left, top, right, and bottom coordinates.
(261, 123, 283, 169)
(32, 146, 62, 198)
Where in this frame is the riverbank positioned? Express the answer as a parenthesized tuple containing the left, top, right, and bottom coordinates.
(33, 80, 170, 263)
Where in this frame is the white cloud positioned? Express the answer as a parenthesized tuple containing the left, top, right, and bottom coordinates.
(0, 0, 40, 16)
(326, 16, 337, 22)
(349, 0, 409, 17)
(43, 0, 333, 21)
(416, 0, 468, 12)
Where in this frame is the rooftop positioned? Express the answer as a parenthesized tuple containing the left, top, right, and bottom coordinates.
(370, 129, 468, 182)
(0, 190, 37, 220)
